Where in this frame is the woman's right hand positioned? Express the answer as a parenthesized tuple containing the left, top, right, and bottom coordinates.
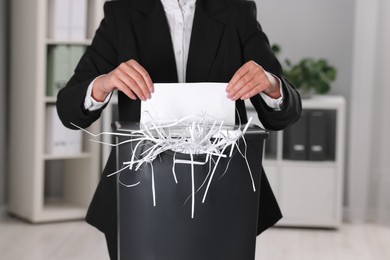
(92, 59, 154, 102)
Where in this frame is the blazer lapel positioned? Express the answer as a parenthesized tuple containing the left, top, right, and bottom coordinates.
(131, 0, 178, 82)
(186, 0, 227, 82)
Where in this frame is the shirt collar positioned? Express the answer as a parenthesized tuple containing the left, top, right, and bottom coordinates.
(160, 0, 196, 14)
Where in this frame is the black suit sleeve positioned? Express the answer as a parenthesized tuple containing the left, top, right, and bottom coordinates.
(239, 1, 302, 131)
(56, 2, 119, 129)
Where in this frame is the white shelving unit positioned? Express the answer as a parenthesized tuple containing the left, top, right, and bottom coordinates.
(103, 94, 346, 228)
(248, 95, 346, 228)
(8, 0, 107, 223)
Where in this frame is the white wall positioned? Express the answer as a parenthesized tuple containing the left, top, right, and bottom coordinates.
(255, 0, 355, 99)
(0, 0, 7, 206)
(255, 0, 355, 210)
(348, 0, 390, 223)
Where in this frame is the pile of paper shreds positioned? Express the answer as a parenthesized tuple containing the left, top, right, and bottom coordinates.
(73, 113, 255, 218)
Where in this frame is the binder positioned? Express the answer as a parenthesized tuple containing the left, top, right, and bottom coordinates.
(308, 110, 327, 161)
(48, 0, 87, 40)
(46, 45, 69, 96)
(48, 0, 70, 40)
(265, 130, 278, 159)
(283, 110, 308, 160)
(45, 105, 82, 155)
(47, 45, 85, 96)
(69, 46, 85, 73)
(69, 0, 88, 40)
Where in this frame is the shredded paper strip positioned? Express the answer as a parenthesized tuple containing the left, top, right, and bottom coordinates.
(73, 113, 256, 219)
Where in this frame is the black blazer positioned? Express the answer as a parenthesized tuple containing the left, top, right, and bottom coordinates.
(57, 0, 301, 237)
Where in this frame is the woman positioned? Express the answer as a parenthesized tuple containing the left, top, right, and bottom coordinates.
(57, 0, 301, 258)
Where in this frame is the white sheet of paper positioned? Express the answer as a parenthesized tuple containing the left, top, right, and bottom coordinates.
(141, 83, 235, 124)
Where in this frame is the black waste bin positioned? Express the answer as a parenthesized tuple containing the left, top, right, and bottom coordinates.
(114, 122, 268, 260)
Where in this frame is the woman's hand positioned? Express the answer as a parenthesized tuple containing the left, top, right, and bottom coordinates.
(92, 59, 154, 102)
(226, 60, 281, 100)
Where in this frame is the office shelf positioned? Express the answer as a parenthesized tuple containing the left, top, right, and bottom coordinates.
(9, 0, 107, 223)
(247, 95, 346, 228)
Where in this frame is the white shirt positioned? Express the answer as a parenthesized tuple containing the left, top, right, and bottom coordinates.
(84, 0, 283, 111)
(160, 0, 195, 83)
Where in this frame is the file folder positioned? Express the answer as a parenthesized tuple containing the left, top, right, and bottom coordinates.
(283, 110, 308, 160)
(308, 110, 327, 161)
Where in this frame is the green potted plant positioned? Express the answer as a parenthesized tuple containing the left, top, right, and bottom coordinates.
(272, 45, 337, 98)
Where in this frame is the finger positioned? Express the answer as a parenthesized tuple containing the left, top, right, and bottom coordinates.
(233, 70, 271, 100)
(126, 60, 154, 95)
(111, 76, 137, 100)
(240, 73, 273, 100)
(128, 60, 154, 93)
(227, 72, 254, 100)
(113, 67, 147, 101)
(121, 64, 150, 100)
(231, 80, 259, 101)
(227, 63, 250, 92)
(239, 82, 263, 100)
(117, 71, 147, 100)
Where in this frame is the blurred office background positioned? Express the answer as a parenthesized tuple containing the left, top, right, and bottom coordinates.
(0, 0, 7, 209)
(1, 0, 389, 259)
(258, 0, 390, 225)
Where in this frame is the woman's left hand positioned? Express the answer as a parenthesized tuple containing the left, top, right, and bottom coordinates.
(226, 60, 281, 100)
